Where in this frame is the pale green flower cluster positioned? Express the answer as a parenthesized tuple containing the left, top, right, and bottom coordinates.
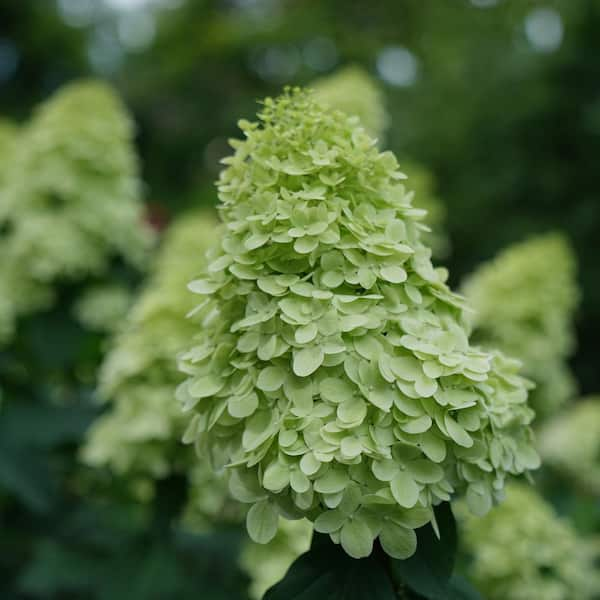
(177, 89, 539, 560)
(312, 65, 390, 141)
(73, 284, 132, 332)
(538, 397, 600, 496)
(82, 213, 219, 484)
(0, 119, 18, 184)
(0, 81, 153, 343)
(241, 519, 312, 600)
(0, 120, 49, 342)
(460, 483, 600, 600)
(313, 67, 448, 258)
(463, 233, 579, 418)
(399, 160, 449, 259)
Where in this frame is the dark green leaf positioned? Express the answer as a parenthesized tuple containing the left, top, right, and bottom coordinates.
(265, 533, 396, 600)
(389, 502, 457, 600)
(0, 441, 56, 512)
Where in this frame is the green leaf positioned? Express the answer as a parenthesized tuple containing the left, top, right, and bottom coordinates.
(0, 440, 56, 512)
(389, 502, 458, 599)
(264, 533, 396, 600)
(246, 500, 278, 544)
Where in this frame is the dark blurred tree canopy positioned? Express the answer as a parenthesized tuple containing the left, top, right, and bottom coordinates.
(1, 0, 598, 394)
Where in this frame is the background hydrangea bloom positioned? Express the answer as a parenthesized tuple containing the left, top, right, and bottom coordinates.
(458, 483, 600, 600)
(0, 81, 153, 343)
(399, 160, 449, 259)
(83, 213, 218, 487)
(312, 66, 448, 258)
(73, 284, 133, 333)
(538, 396, 600, 496)
(0, 119, 17, 184)
(462, 233, 579, 418)
(177, 88, 539, 560)
(312, 65, 390, 142)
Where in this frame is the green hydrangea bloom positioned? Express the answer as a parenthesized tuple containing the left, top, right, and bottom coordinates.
(0, 119, 18, 184)
(0, 80, 153, 316)
(538, 397, 600, 496)
(462, 233, 579, 418)
(312, 67, 448, 259)
(177, 88, 539, 560)
(459, 483, 600, 600)
(82, 213, 219, 483)
(399, 160, 449, 259)
(0, 82, 153, 344)
(312, 65, 389, 141)
(241, 519, 312, 600)
(73, 284, 132, 332)
(0, 120, 49, 342)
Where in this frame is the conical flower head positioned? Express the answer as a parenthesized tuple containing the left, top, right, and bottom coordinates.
(177, 88, 538, 559)
(1, 80, 153, 283)
(463, 233, 579, 417)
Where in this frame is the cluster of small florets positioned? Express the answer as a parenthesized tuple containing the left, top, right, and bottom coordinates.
(73, 284, 133, 333)
(459, 483, 600, 600)
(538, 396, 600, 495)
(463, 233, 579, 418)
(177, 89, 539, 559)
(0, 81, 153, 343)
(312, 66, 390, 142)
(312, 67, 447, 258)
(398, 160, 449, 259)
(0, 119, 17, 184)
(83, 213, 219, 488)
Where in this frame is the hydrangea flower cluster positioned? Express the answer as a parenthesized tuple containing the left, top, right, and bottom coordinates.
(399, 160, 449, 259)
(312, 65, 390, 141)
(313, 66, 448, 258)
(538, 397, 600, 496)
(83, 211, 312, 585)
(177, 88, 539, 559)
(0, 81, 153, 343)
(0, 119, 17, 184)
(459, 483, 600, 600)
(241, 519, 312, 600)
(0, 119, 49, 342)
(83, 213, 219, 485)
(462, 233, 579, 418)
(73, 284, 133, 333)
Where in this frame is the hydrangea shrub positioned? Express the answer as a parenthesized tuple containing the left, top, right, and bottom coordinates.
(462, 233, 579, 418)
(0, 81, 153, 343)
(177, 89, 539, 560)
(538, 396, 600, 496)
(459, 483, 600, 600)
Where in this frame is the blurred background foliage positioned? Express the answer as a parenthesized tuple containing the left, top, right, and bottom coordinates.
(1, 0, 600, 598)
